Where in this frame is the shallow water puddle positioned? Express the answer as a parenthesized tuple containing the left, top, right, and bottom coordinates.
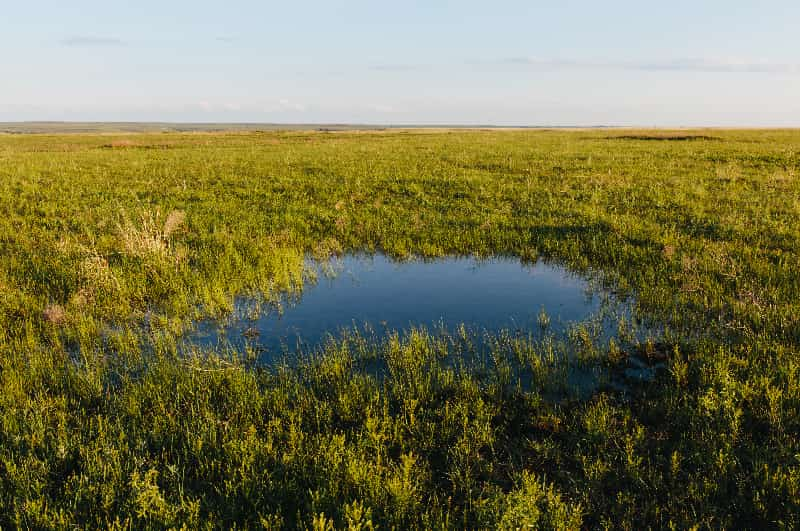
(189, 253, 620, 359)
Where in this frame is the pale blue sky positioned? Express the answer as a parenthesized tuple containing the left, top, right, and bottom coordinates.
(2, 1, 799, 125)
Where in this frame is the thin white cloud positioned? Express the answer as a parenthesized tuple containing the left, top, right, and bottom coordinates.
(635, 58, 799, 73)
(497, 56, 800, 73)
(60, 36, 126, 47)
(368, 64, 426, 72)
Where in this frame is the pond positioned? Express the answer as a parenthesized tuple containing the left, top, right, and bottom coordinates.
(189, 253, 625, 364)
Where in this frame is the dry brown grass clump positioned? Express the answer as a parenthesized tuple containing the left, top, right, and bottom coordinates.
(43, 304, 66, 325)
(118, 210, 186, 258)
(163, 210, 186, 239)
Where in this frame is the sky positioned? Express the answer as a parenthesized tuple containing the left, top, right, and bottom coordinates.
(2, 1, 799, 126)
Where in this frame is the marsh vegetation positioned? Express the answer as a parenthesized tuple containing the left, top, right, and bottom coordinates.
(0, 129, 798, 528)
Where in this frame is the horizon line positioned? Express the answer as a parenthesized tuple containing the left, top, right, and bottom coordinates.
(2, 121, 799, 133)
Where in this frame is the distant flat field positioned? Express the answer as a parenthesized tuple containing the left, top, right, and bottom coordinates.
(0, 121, 621, 134)
(0, 121, 381, 133)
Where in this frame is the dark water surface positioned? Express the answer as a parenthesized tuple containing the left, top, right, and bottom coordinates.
(189, 254, 620, 359)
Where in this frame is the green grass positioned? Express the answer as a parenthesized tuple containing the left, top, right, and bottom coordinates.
(0, 129, 798, 528)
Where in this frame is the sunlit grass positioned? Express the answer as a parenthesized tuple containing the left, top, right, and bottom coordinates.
(0, 128, 798, 528)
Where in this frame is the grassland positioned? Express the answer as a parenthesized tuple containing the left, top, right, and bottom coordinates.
(0, 128, 798, 529)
